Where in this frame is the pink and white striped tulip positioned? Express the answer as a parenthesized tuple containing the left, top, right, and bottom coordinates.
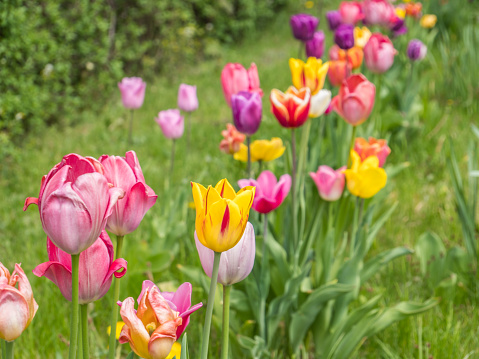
(310, 166, 346, 201)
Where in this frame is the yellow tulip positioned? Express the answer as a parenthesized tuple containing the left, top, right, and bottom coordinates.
(289, 57, 329, 95)
(234, 137, 285, 163)
(166, 342, 181, 359)
(191, 179, 255, 252)
(420, 14, 437, 29)
(107, 321, 125, 340)
(344, 150, 387, 199)
(395, 7, 406, 20)
(354, 26, 372, 49)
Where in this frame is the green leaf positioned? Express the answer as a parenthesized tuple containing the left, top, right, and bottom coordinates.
(360, 247, 413, 284)
(126, 352, 134, 359)
(180, 332, 189, 359)
(414, 232, 447, 287)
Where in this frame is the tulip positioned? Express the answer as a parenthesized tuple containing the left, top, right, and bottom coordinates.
(219, 124, 246, 155)
(270, 87, 311, 128)
(155, 109, 184, 139)
(346, 46, 364, 70)
(177, 84, 198, 112)
(290, 13, 319, 41)
(329, 44, 346, 61)
(407, 39, 427, 61)
(98, 151, 157, 237)
(221, 63, 263, 107)
(0, 263, 38, 342)
(354, 137, 391, 167)
(420, 14, 437, 29)
(309, 89, 332, 118)
(310, 166, 346, 201)
(290, 58, 329, 95)
(327, 60, 351, 87)
(118, 77, 146, 109)
(33, 231, 127, 303)
(354, 26, 372, 49)
(326, 10, 342, 31)
(363, 33, 397, 74)
(362, 0, 395, 26)
(305, 31, 325, 59)
(390, 16, 408, 37)
(405, 2, 422, 18)
(234, 137, 285, 163)
(119, 286, 183, 359)
(339, 1, 364, 25)
(24, 153, 125, 255)
(231, 91, 262, 136)
(344, 150, 387, 198)
(332, 74, 376, 126)
(238, 171, 291, 214)
(166, 342, 181, 359)
(334, 24, 355, 50)
(195, 222, 255, 285)
(191, 179, 255, 253)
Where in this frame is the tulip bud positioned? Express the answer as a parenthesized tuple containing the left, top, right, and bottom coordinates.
(219, 124, 245, 155)
(326, 11, 342, 31)
(290, 13, 319, 41)
(305, 31, 325, 58)
(364, 33, 397, 74)
(335, 24, 355, 50)
(339, 1, 364, 25)
(231, 91, 262, 136)
(270, 87, 311, 128)
(344, 150, 387, 198)
(155, 109, 185, 139)
(310, 166, 346, 201)
(407, 39, 427, 61)
(362, 0, 395, 26)
(118, 77, 146, 109)
(221, 63, 263, 107)
(177, 84, 199, 112)
(354, 137, 391, 167)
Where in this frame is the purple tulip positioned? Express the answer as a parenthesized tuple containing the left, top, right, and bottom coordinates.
(306, 31, 325, 58)
(155, 109, 185, 139)
(231, 91, 262, 136)
(407, 39, 427, 61)
(177, 84, 199, 112)
(195, 222, 255, 286)
(326, 10, 342, 31)
(310, 166, 346, 201)
(390, 16, 408, 37)
(290, 14, 319, 41)
(118, 77, 146, 109)
(334, 24, 355, 50)
(33, 231, 127, 304)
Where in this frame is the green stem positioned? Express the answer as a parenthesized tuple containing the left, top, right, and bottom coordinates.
(128, 109, 134, 146)
(201, 251, 222, 359)
(222, 285, 231, 359)
(108, 235, 124, 359)
(247, 136, 251, 178)
(78, 312, 83, 359)
(258, 160, 263, 174)
(291, 128, 298, 256)
(347, 126, 357, 168)
(170, 139, 176, 186)
(298, 42, 303, 60)
(1, 339, 6, 359)
(350, 197, 360, 258)
(81, 305, 89, 359)
(4, 341, 13, 359)
(259, 214, 268, 341)
(69, 254, 80, 359)
(187, 112, 192, 153)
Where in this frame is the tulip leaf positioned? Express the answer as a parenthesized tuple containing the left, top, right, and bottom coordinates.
(126, 352, 134, 359)
(237, 335, 269, 359)
(414, 232, 447, 287)
(360, 246, 414, 284)
(180, 332, 189, 359)
(289, 282, 354, 354)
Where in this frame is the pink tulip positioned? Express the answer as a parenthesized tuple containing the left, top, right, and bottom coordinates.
(328, 60, 352, 87)
(155, 109, 185, 139)
(362, 0, 395, 26)
(364, 33, 397, 73)
(195, 222, 255, 286)
(118, 77, 146, 109)
(99, 151, 157, 236)
(310, 166, 346, 201)
(24, 153, 125, 254)
(33, 231, 127, 303)
(0, 263, 38, 341)
(339, 1, 364, 25)
(238, 170, 291, 214)
(177, 84, 199, 112)
(221, 63, 263, 107)
(332, 74, 376, 126)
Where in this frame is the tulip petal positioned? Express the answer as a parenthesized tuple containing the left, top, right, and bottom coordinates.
(33, 260, 73, 301)
(120, 297, 151, 358)
(23, 197, 38, 211)
(214, 179, 236, 200)
(0, 286, 29, 341)
(13, 264, 38, 325)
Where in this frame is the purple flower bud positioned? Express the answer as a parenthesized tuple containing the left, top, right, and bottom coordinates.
(231, 91, 262, 136)
(290, 14, 319, 42)
(334, 24, 355, 50)
(326, 10, 342, 31)
(306, 31, 325, 58)
(390, 16, 408, 37)
(407, 39, 427, 61)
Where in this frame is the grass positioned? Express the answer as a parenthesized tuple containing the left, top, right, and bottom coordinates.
(1, 0, 479, 358)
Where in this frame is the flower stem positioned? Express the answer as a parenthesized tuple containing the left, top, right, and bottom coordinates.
(108, 235, 124, 359)
(1, 339, 6, 359)
(247, 136, 251, 178)
(187, 112, 192, 153)
(78, 313, 83, 359)
(291, 128, 298, 254)
(298, 42, 304, 59)
(128, 110, 134, 146)
(259, 213, 268, 341)
(201, 251, 222, 359)
(5, 341, 13, 359)
(170, 139, 176, 186)
(69, 253, 80, 359)
(347, 126, 357, 168)
(81, 305, 89, 359)
(221, 285, 231, 359)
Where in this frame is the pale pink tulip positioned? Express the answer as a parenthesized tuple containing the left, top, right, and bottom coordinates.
(155, 109, 184, 139)
(99, 151, 157, 236)
(118, 77, 146, 109)
(33, 231, 127, 303)
(362, 0, 396, 26)
(310, 166, 346, 201)
(221, 63, 263, 107)
(177, 84, 199, 112)
(24, 154, 125, 254)
(339, 1, 364, 25)
(0, 263, 38, 341)
(195, 222, 255, 286)
(364, 33, 397, 73)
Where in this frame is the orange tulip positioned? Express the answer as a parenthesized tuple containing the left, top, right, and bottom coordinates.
(346, 46, 364, 70)
(328, 60, 352, 87)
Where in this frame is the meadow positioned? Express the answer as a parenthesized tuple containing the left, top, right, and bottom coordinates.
(1, 0, 479, 358)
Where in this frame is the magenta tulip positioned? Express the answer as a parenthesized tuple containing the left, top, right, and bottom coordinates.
(33, 231, 127, 303)
(290, 13, 319, 41)
(362, 0, 395, 26)
(118, 77, 146, 109)
(339, 1, 364, 25)
(195, 222, 255, 286)
(326, 11, 342, 31)
(155, 109, 185, 139)
(306, 31, 325, 58)
(310, 166, 346, 201)
(364, 33, 397, 73)
(24, 153, 125, 255)
(177, 84, 199, 112)
(238, 170, 291, 214)
(221, 63, 263, 107)
(231, 91, 262, 136)
(99, 151, 157, 236)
